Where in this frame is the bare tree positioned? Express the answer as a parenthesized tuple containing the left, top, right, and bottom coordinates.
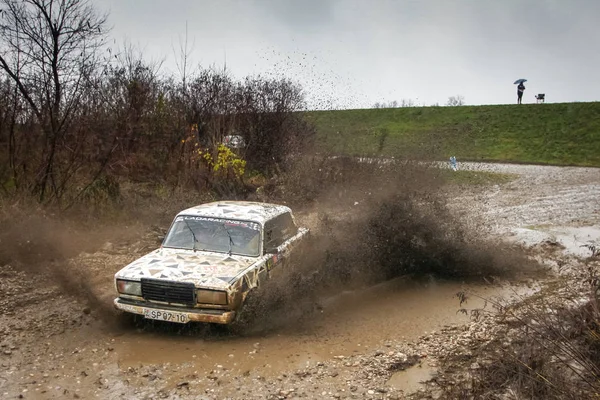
(172, 20, 194, 89)
(446, 95, 465, 106)
(372, 100, 399, 109)
(400, 98, 415, 107)
(0, 0, 107, 201)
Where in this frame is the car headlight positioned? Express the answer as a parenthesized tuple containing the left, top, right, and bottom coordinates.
(197, 289, 228, 305)
(116, 279, 142, 296)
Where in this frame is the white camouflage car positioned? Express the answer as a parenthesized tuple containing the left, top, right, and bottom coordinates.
(113, 201, 309, 325)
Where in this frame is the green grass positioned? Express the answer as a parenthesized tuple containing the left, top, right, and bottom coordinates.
(304, 102, 600, 167)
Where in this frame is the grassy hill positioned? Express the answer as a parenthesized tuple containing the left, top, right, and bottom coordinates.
(305, 102, 600, 166)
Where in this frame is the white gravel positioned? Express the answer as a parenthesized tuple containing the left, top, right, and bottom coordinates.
(450, 162, 600, 233)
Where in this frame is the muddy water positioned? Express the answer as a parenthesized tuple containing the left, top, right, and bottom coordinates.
(388, 363, 436, 393)
(114, 277, 519, 378)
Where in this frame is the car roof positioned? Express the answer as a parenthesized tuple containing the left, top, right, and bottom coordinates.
(177, 201, 292, 225)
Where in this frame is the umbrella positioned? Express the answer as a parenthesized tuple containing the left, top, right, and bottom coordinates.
(514, 78, 527, 84)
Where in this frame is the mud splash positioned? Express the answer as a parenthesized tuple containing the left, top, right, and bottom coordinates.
(238, 159, 538, 333)
(0, 214, 148, 321)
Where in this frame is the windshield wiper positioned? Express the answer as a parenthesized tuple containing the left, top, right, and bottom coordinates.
(222, 224, 235, 256)
(183, 219, 198, 252)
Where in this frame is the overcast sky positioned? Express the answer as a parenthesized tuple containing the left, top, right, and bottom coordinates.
(95, 0, 600, 109)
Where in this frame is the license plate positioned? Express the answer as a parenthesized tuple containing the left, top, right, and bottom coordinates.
(143, 309, 189, 324)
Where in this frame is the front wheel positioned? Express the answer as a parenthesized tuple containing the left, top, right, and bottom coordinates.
(227, 290, 259, 336)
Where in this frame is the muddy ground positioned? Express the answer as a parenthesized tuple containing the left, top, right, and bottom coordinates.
(0, 163, 599, 400)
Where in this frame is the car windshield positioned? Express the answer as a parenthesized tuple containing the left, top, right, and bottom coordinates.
(162, 215, 261, 257)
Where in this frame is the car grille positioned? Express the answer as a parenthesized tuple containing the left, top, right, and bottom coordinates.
(141, 278, 196, 306)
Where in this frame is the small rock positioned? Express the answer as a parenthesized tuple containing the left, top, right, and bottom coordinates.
(3, 350, 11, 356)
(82, 308, 91, 315)
(367, 389, 375, 395)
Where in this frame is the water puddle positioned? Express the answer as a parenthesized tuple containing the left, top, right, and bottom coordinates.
(511, 225, 600, 257)
(114, 277, 521, 377)
(547, 226, 600, 256)
(387, 362, 436, 393)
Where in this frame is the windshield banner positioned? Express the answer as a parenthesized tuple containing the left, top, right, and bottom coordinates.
(177, 216, 260, 231)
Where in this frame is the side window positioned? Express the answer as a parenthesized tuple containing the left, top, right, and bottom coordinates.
(263, 219, 278, 253)
(263, 212, 298, 253)
(278, 212, 298, 242)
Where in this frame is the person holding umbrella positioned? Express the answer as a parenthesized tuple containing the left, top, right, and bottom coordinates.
(514, 78, 527, 104)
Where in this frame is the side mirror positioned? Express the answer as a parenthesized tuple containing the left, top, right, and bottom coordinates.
(157, 235, 165, 244)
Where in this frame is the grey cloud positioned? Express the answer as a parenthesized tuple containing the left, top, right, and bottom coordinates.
(93, 0, 600, 107)
(250, 0, 336, 30)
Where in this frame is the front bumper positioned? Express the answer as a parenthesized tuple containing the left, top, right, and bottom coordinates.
(113, 298, 236, 325)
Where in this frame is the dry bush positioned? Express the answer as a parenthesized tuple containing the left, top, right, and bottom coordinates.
(435, 248, 600, 400)
(0, 1, 313, 208)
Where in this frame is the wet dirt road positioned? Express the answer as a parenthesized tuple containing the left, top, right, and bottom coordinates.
(1, 274, 516, 399)
(1, 162, 598, 399)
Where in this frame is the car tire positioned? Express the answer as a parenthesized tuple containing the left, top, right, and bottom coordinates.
(228, 290, 258, 336)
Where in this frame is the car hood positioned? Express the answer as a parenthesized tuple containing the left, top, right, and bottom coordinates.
(115, 248, 257, 290)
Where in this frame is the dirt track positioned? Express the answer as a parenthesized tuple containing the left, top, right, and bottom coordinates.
(0, 163, 599, 399)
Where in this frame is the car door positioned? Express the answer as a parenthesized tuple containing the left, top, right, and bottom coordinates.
(263, 212, 299, 278)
